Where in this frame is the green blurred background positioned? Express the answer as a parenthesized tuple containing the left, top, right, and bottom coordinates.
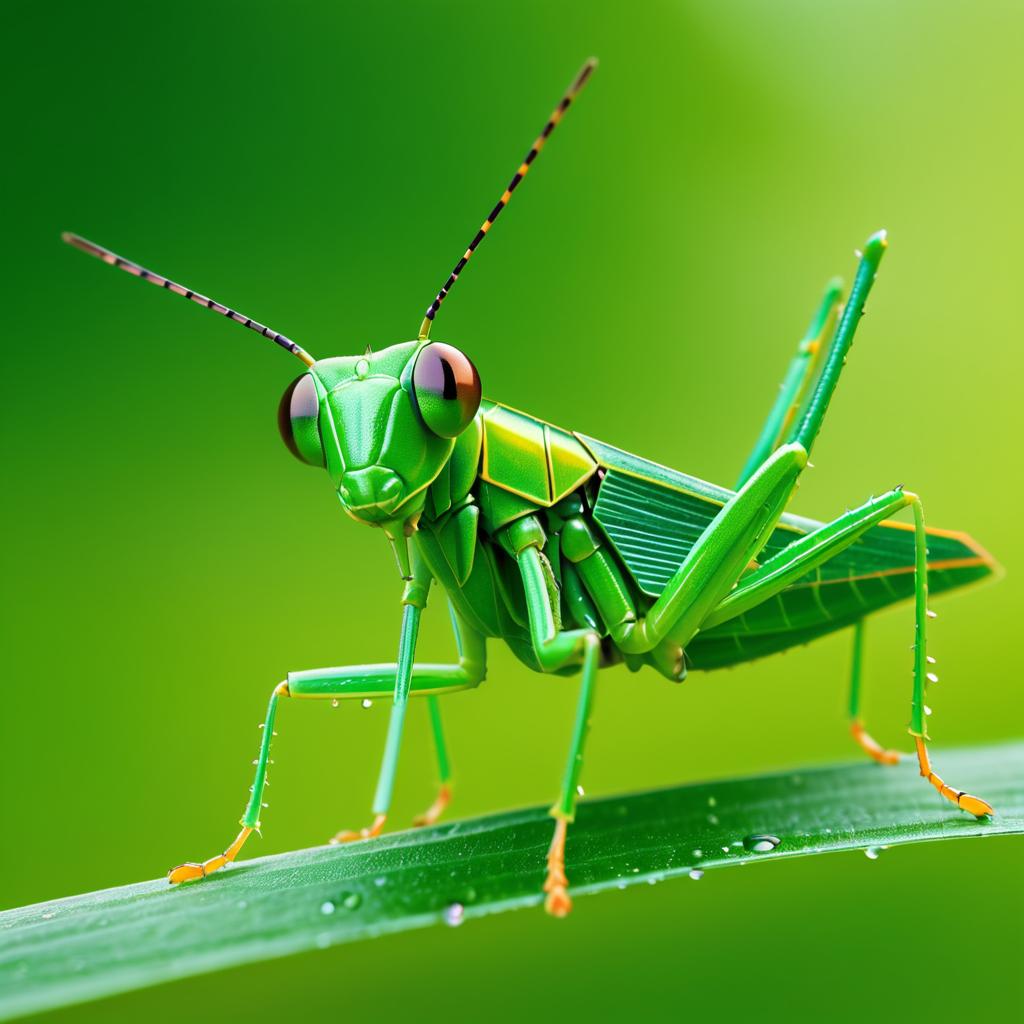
(3, 1, 1022, 1020)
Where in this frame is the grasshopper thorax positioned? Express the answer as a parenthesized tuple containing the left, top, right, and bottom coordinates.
(278, 340, 481, 532)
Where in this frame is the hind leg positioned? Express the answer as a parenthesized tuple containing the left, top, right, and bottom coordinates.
(904, 497, 992, 816)
(701, 488, 993, 816)
(736, 277, 842, 488)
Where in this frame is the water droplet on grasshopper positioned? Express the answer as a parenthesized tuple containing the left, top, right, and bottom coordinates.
(444, 902, 465, 927)
(688, 869, 704, 880)
(865, 846, 881, 860)
(361, 699, 373, 709)
(331, 698, 339, 708)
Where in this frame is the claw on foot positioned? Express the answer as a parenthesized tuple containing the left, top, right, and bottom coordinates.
(543, 817, 573, 917)
(330, 814, 387, 845)
(851, 721, 901, 766)
(168, 826, 253, 885)
(412, 784, 452, 828)
(916, 737, 994, 818)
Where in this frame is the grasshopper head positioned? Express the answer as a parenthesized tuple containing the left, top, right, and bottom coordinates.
(278, 340, 481, 530)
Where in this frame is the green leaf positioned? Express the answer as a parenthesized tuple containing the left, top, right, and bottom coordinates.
(2, 742, 1022, 1021)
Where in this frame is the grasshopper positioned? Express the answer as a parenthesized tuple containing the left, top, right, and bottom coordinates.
(64, 59, 999, 916)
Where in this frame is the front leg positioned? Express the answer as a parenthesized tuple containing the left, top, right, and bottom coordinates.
(168, 601, 486, 884)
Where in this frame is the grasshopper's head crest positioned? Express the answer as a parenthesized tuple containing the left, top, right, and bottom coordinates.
(279, 340, 481, 528)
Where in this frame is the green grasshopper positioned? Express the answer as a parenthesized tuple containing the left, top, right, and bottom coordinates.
(64, 59, 999, 916)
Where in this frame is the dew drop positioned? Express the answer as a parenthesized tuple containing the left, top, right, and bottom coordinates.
(320, 900, 336, 915)
(688, 869, 704, 880)
(721, 846, 730, 853)
(926, 673, 939, 684)
(692, 848, 703, 859)
(374, 876, 387, 888)
(331, 698, 339, 708)
(576, 785, 585, 797)
(444, 902, 465, 927)
(743, 834, 782, 853)
(361, 699, 373, 710)
(342, 892, 362, 910)
(924, 705, 933, 716)
(865, 846, 881, 860)
(707, 813, 719, 825)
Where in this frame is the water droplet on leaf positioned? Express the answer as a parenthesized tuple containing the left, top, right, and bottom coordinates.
(444, 903, 465, 927)
(688, 869, 704, 880)
(743, 834, 782, 853)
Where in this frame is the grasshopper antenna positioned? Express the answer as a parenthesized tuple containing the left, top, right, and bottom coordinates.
(61, 233, 316, 366)
(418, 57, 597, 340)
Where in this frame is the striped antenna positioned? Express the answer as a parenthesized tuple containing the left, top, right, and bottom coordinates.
(62, 233, 316, 366)
(418, 58, 597, 339)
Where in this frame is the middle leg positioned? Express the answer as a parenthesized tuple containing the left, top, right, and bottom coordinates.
(506, 516, 602, 917)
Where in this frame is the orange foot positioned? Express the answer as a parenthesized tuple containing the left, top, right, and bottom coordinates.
(543, 817, 573, 918)
(851, 721, 901, 766)
(916, 738, 994, 817)
(412, 784, 452, 828)
(330, 814, 387, 845)
(169, 826, 253, 884)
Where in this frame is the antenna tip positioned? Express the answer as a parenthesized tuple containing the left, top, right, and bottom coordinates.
(572, 57, 599, 92)
(62, 232, 103, 258)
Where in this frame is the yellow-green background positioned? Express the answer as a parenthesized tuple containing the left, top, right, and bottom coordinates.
(4, 1, 1022, 1020)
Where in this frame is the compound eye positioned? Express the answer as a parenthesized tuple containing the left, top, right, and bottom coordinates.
(278, 374, 325, 467)
(411, 343, 482, 438)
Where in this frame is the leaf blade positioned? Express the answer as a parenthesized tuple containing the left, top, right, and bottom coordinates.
(2, 742, 1022, 1021)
